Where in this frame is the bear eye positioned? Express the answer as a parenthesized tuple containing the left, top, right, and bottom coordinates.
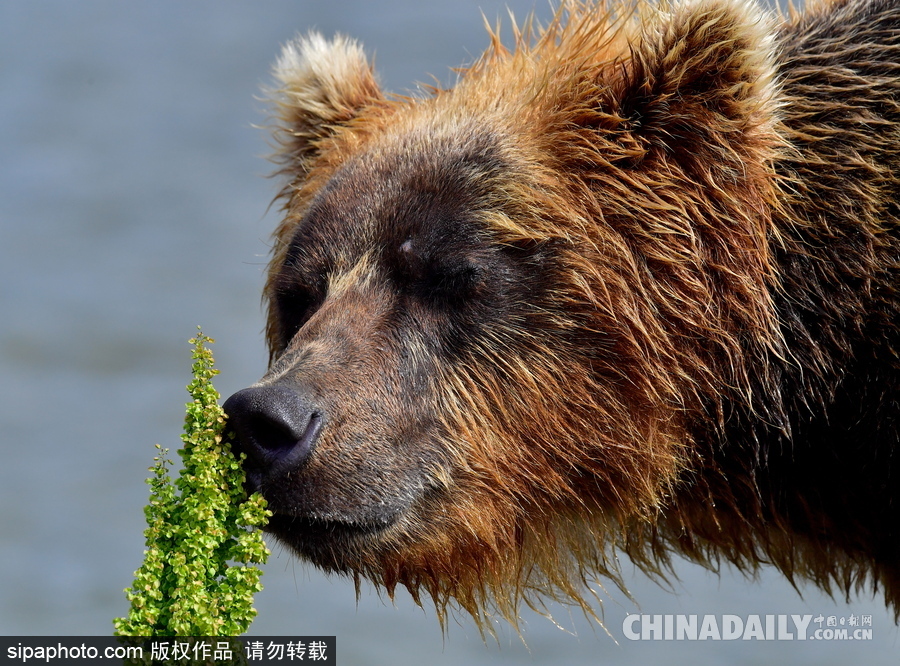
(430, 257, 485, 299)
(395, 238, 488, 305)
(414, 255, 486, 305)
(274, 283, 320, 347)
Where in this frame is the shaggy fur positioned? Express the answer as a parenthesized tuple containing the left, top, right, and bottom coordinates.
(223, 0, 900, 627)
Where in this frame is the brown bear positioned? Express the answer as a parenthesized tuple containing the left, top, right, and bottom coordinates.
(223, 0, 900, 625)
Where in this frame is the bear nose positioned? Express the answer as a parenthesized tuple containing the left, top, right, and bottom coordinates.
(223, 386, 323, 477)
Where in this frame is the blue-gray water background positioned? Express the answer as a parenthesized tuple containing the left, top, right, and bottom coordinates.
(1, 1, 897, 663)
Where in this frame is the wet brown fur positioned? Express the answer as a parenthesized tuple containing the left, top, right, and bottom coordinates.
(252, 0, 900, 627)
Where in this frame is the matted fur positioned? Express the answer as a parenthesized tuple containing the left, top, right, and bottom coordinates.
(235, 0, 900, 628)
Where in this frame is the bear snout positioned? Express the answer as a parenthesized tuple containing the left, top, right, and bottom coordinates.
(223, 385, 324, 490)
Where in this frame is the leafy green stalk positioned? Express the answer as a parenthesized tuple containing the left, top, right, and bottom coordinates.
(115, 330, 270, 636)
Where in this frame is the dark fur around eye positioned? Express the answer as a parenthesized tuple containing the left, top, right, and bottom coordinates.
(273, 283, 319, 348)
(394, 240, 487, 305)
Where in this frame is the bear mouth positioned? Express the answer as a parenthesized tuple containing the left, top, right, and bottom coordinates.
(265, 511, 400, 567)
(250, 480, 411, 538)
(246, 461, 442, 566)
(266, 512, 394, 537)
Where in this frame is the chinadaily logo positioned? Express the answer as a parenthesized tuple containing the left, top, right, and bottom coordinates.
(622, 613, 874, 641)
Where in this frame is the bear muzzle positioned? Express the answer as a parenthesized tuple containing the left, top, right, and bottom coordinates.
(223, 385, 324, 494)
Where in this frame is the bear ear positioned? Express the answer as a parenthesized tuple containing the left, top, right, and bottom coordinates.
(611, 0, 779, 161)
(269, 33, 384, 178)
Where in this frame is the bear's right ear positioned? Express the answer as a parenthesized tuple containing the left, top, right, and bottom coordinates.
(606, 0, 779, 166)
(269, 33, 384, 178)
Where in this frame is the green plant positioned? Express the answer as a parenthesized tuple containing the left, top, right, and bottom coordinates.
(114, 330, 270, 636)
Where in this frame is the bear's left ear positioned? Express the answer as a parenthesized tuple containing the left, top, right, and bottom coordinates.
(269, 33, 384, 177)
(612, 0, 779, 161)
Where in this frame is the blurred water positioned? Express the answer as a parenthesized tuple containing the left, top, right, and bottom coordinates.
(1, 1, 897, 663)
